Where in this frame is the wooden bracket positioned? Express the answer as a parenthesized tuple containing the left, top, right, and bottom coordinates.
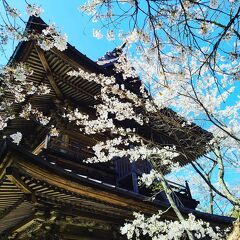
(35, 46, 63, 99)
(6, 167, 33, 195)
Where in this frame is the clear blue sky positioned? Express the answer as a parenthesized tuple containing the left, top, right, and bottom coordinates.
(0, 0, 121, 65)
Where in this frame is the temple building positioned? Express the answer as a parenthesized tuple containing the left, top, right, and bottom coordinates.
(0, 17, 233, 240)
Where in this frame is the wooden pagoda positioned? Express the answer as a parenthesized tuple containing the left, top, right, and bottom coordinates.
(0, 17, 233, 240)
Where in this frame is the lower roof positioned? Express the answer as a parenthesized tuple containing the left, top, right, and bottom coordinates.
(0, 139, 234, 236)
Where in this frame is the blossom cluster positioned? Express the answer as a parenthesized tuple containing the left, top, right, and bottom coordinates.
(2, 63, 50, 100)
(0, 2, 70, 149)
(78, 0, 240, 153)
(6, 3, 44, 18)
(37, 25, 68, 51)
(0, 63, 51, 131)
(114, 54, 140, 81)
(20, 103, 51, 126)
(139, 169, 162, 187)
(121, 212, 226, 240)
(5, 5, 21, 18)
(9, 132, 22, 145)
(1, 1, 67, 53)
(67, 68, 180, 171)
(67, 69, 145, 134)
(26, 4, 44, 17)
(0, 101, 15, 131)
(86, 138, 179, 164)
(85, 135, 135, 163)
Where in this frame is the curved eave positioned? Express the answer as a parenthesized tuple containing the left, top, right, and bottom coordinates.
(0, 140, 235, 228)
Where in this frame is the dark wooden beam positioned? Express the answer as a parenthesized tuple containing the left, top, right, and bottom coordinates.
(14, 158, 160, 213)
(50, 47, 104, 74)
(35, 46, 64, 99)
(58, 216, 112, 231)
(54, 73, 97, 99)
(0, 153, 13, 183)
(6, 167, 33, 194)
(9, 40, 34, 64)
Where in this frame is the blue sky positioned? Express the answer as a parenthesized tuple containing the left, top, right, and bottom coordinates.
(0, 0, 121, 65)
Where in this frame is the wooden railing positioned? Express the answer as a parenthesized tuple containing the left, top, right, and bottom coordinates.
(47, 137, 196, 207)
(47, 138, 92, 158)
(115, 157, 192, 199)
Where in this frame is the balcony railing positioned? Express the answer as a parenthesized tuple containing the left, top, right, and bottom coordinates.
(115, 157, 198, 209)
(44, 136, 199, 209)
(47, 137, 92, 159)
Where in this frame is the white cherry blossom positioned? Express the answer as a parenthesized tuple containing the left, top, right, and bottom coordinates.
(10, 132, 22, 145)
(26, 4, 44, 17)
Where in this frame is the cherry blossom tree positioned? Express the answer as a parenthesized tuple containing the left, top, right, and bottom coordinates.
(78, 1, 240, 238)
(0, 0, 239, 239)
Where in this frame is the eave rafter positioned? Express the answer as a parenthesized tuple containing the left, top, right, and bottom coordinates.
(0, 196, 25, 220)
(35, 46, 98, 117)
(35, 46, 63, 99)
(54, 72, 96, 99)
(0, 152, 13, 183)
(5, 167, 37, 203)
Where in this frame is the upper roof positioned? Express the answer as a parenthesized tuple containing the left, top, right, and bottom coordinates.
(4, 16, 212, 167)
